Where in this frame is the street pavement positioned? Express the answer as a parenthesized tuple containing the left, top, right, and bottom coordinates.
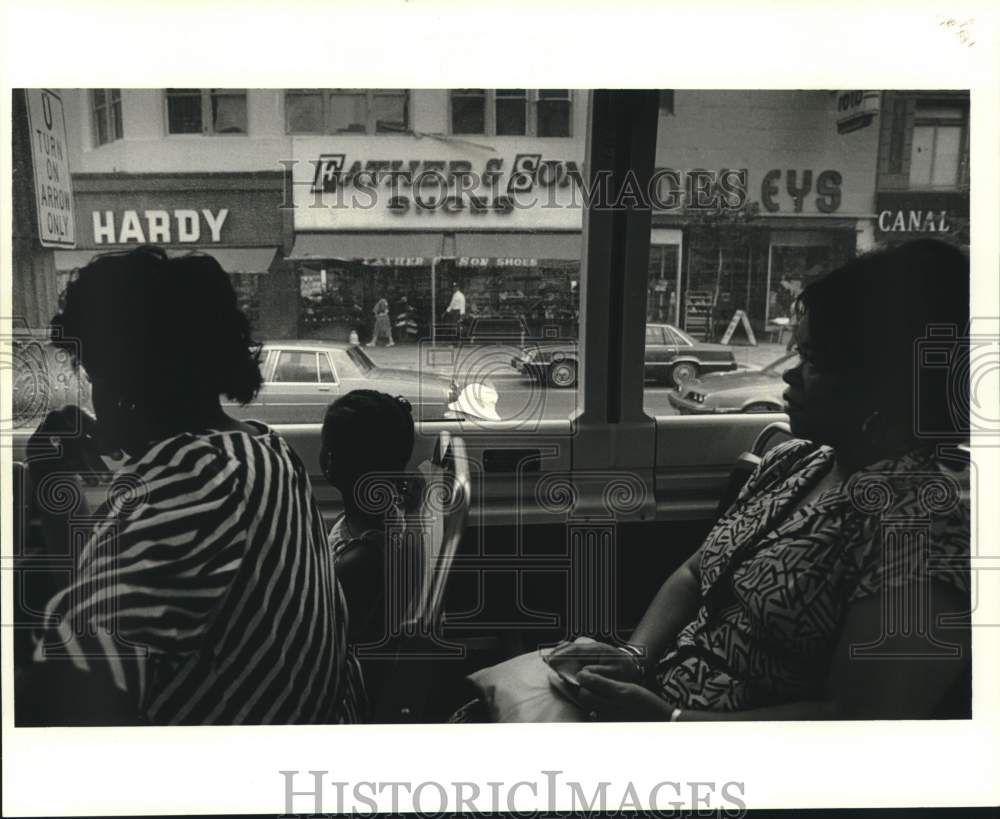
(12, 339, 792, 434)
(363, 339, 791, 421)
(363, 339, 791, 377)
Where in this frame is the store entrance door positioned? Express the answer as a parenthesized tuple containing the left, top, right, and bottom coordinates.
(648, 230, 682, 327)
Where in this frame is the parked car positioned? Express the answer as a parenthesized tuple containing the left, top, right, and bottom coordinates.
(462, 315, 531, 345)
(224, 342, 461, 424)
(512, 323, 737, 388)
(668, 351, 799, 415)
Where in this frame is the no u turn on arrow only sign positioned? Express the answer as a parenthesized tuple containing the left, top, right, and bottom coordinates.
(25, 89, 76, 248)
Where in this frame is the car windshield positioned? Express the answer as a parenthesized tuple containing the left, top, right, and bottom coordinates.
(670, 326, 696, 346)
(761, 352, 800, 374)
(346, 345, 375, 373)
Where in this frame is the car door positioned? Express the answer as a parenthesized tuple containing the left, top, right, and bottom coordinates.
(260, 349, 339, 424)
(643, 324, 675, 380)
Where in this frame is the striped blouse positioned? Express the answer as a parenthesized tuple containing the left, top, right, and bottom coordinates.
(34, 421, 365, 725)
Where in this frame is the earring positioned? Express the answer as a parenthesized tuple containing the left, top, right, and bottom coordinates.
(861, 410, 882, 439)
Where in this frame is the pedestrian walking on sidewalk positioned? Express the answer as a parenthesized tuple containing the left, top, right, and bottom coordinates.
(442, 282, 466, 343)
(394, 296, 419, 342)
(368, 296, 394, 347)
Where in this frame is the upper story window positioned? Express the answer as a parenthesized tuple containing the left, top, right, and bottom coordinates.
(91, 89, 123, 146)
(285, 89, 409, 134)
(909, 101, 968, 188)
(449, 89, 573, 137)
(166, 89, 247, 135)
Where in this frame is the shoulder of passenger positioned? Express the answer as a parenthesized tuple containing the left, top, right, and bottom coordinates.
(116, 434, 247, 500)
(756, 437, 821, 473)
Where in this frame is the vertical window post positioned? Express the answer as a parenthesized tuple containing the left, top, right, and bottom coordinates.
(574, 90, 659, 478)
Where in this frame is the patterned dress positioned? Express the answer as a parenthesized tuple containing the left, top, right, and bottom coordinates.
(655, 439, 970, 712)
(34, 421, 365, 725)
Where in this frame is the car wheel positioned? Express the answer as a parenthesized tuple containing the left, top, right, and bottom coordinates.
(744, 402, 779, 413)
(547, 359, 578, 388)
(670, 362, 699, 387)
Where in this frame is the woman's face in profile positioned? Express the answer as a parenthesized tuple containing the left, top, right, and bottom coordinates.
(781, 315, 868, 447)
(84, 366, 134, 454)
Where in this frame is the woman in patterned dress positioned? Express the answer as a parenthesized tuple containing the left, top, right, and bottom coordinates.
(551, 238, 972, 721)
(19, 246, 364, 726)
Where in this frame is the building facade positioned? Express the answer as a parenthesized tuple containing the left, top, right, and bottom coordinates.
(34, 89, 967, 345)
(873, 91, 970, 250)
(55, 89, 587, 344)
(650, 90, 884, 339)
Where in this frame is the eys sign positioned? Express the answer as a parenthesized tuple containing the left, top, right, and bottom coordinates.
(25, 90, 75, 247)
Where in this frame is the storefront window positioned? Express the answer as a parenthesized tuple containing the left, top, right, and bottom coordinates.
(166, 89, 247, 135)
(298, 263, 433, 345)
(165, 89, 202, 134)
(495, 89, 528, 136)
(450, 89, 486, 135)
(285, 91, 323, 132)
(765, 235, 853, 327)
(210, 91, 248, 134)
(436, 261, 580, 343)
(647, 244, 680, 325)
(537, 89, 572, 137)
(328, 92, 367, 133)
(450, 90, 573, 137)
(682, 227, 767, 340)
(910, 103, 966, 188)
(372, 91, 408, 133)
(287, 90, 409, 135)
(229, 273, 261, 333)
(91, 89, 123, 146)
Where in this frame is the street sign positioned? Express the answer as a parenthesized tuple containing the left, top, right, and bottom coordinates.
(833, 90, 880, 135)
(720, 309, 757, 346)
(25, 89, 75, 248)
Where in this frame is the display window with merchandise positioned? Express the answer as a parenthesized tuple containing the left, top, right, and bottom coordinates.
(297, 261, 433, 344)
(436, 259, 580, 343)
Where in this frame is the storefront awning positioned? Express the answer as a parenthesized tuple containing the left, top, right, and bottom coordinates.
(191, 247, 277, 273)
(453, 232, 581, 263)
(289, 233, 447, 264)
(53, 247, 278, 274)
(53, 250, 100, 271)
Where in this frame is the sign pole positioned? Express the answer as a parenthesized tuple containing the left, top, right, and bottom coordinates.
(675, 236, 683, 327)
(764, 240, 774, 326)
(430, 256, 437, 345)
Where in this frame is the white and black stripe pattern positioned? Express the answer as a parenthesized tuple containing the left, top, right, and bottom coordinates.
(35, 422, 364, 725)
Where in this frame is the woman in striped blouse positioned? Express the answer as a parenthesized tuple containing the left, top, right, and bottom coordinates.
(21, 246, 364, 725)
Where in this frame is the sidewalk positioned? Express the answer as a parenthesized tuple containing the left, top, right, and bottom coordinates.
(362, 339, 790, 376)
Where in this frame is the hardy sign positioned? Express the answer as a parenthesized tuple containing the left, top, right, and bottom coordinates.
(25, 90, 75, 247)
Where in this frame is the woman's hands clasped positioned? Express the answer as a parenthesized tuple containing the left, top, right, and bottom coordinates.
(574, 670, 675, 721)
(544, 639, 675, 721)
(545, 639, 643, 685)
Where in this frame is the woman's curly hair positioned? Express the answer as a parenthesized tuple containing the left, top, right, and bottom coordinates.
(51, 246, 263, 406)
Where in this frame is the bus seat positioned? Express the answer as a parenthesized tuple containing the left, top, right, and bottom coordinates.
(714, 421, 793, 518)
(368, 431, 471, 723)
(398, 430, 470, 631)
